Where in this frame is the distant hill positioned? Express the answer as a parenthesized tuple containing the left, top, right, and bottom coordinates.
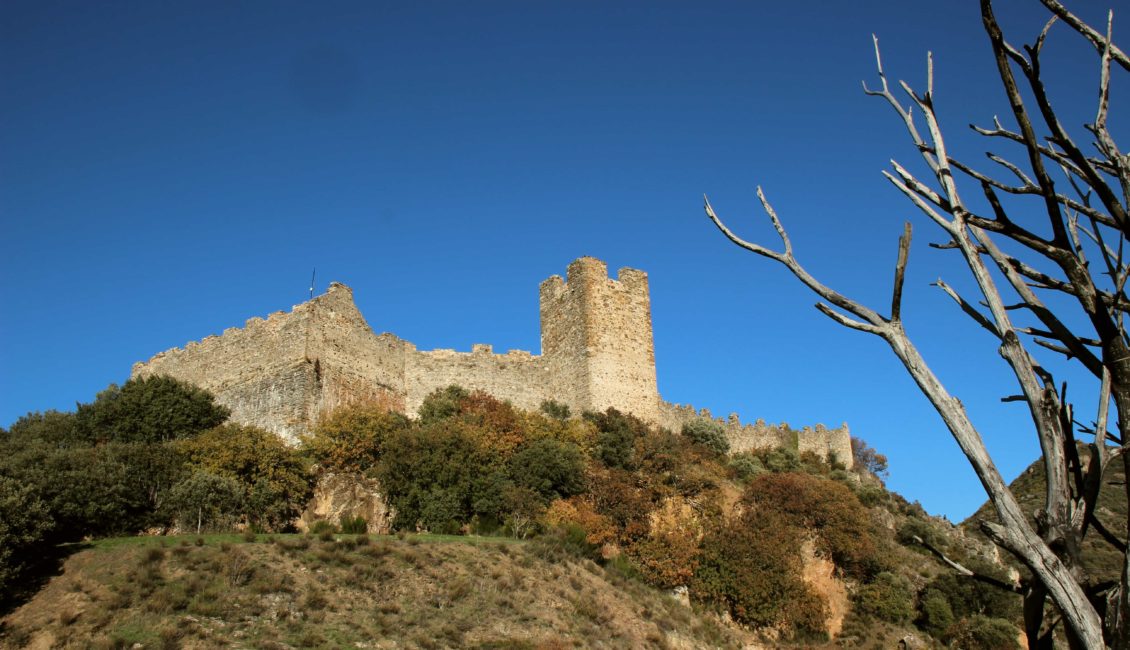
(962, 446, 1127, 586)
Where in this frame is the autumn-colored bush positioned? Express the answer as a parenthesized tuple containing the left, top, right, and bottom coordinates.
(742, 472, 886, 579)
(544, 498, 616, 548)
(629, 499, 702, 589)
(303, 403, 409, 473)
(585, 466, 653, 544)
(457, 391, 527, 454)
(692, 511, 827, 637)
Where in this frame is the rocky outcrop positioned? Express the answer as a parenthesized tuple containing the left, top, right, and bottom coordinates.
(297, 472, 393, 534)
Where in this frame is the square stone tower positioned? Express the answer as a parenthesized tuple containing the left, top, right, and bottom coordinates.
(539, 257, 660, 422)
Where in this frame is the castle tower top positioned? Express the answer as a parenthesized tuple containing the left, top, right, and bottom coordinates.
(539, 256, 658, 422)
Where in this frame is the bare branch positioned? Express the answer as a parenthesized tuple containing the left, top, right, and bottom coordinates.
(1037, 0, 1130, 70)
(891, 223, 912, 322)
(703, 194, 888, 328)
(756, 187, 792, 257)
(935, 279, 999, 337)
(911, 534, 1024, 593)
(815, 302, 885, 335)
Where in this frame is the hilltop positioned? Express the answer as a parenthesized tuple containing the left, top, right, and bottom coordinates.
(0, 376, 1035, 648)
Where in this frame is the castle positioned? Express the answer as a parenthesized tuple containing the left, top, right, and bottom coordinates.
(132, 257, 852, 467)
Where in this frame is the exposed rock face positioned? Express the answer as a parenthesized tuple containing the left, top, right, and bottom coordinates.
(297, 472, 393, 534)
(132, 257, 851, 466)
(800, 540, 849, 638)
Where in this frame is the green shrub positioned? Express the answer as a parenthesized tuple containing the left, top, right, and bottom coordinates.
(417, 385, 470, 424)
(918, 590, 955, 638)
(0, 476, 52, 594)
(896, 516, 944, 550)
(507, 438, 585, 502)
(310, 520, 337, 535)
(75, 376, 229, 444)
(1, 439, 185, 542)
(922, 568, 1020, 623)
(178, 424, 313, 533)
(851, 571, 915, 623)
(540, 400, 571, 420)
(377, 419, 509, 532)
(681, 418, 730, 456)
(585, 408, 649, 470)
(728, 452, 765, 482)
(947, 615, 1021, 650)
(763, 447, 801, 473)
(166, 471, 243, 534)
(501, 486, 544, 539)
(5, 410, 82, 448)
(341, 515, 368, 534)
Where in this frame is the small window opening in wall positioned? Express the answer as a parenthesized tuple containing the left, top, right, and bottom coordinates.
(314, 358, 322, 382)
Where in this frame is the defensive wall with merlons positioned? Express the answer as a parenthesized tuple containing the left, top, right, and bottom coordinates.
(131, 257, 852, 467)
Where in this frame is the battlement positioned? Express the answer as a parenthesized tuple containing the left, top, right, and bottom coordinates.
(657, 402, 852, 466)
(131, 257, 851, 466)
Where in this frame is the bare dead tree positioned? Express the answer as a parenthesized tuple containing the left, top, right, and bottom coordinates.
(705, 1, 1127, 648)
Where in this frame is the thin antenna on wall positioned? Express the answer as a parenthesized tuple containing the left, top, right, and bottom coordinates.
(304, 267, 316, 362)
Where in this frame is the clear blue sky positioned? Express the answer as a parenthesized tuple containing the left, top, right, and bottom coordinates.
(2, 1, 1123, 521)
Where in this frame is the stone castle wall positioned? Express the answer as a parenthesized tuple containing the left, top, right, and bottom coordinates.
(133, 283, 409, 442)
(658, 402, 852, 464)
(131, 257, 851, 467)
(405, 346, 551, 416)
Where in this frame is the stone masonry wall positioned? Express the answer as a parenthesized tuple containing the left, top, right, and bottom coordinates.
(659, 401, 853, 467)
(132, 258, 850, 467)
(405, 345, 552, 416)
(540, 257, 659, 424)
(133, 283, 407, 444)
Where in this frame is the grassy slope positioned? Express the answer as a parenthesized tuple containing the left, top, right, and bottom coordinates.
(0, 534, 742, 650)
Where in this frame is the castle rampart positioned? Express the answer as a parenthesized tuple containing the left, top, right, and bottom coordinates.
(131, 258, 851, 467)
(404, 345, 551, 416)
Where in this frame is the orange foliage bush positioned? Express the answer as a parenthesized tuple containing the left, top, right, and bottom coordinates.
(303, 402, 409, 473)
(692, 510, 828, 637)
(455, 391, 527, 455)
(585, 466, 653, 543)
(742, 472, 885, 579)
(544, 497, 616, 547)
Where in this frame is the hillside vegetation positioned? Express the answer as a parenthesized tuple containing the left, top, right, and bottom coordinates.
(2, 533, 742, 649)
(0, 377, 1040, 647)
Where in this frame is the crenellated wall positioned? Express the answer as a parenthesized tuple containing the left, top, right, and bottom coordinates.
(658, 402, 852, 466)
(131, 258, 851, 467)
(405, 345, 552, 415)
(133, 283, 409, 443)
